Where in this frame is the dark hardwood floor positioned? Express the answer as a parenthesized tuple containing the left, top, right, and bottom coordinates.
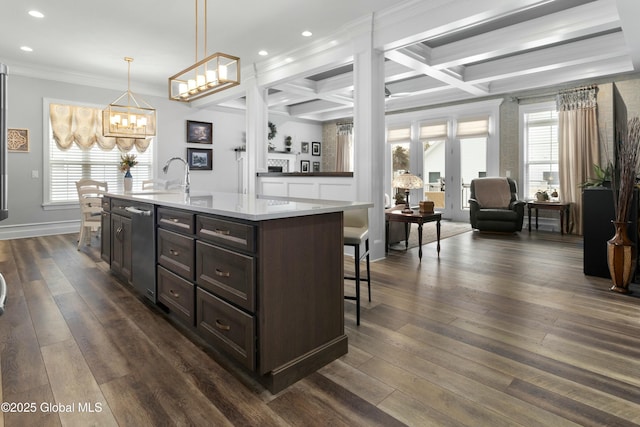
(1, 229, 640, 426)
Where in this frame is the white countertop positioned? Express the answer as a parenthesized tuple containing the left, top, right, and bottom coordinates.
(105, 190, 373, 221)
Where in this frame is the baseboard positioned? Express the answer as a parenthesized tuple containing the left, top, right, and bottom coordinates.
(0, 220, 80, 240)
(525, 216, 562, 233)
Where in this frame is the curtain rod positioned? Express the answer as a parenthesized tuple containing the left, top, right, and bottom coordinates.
(514, 84, 598, 102)
(336, 121, 353, 126)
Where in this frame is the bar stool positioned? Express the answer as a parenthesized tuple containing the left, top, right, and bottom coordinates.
(344, 208, 371, 325)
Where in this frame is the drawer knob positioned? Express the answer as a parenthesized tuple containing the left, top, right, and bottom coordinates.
(169, 249, 180, 256)
(215, 319, 231, 331)
(215, 269, 230, 278)
(169, 289, 180, 298)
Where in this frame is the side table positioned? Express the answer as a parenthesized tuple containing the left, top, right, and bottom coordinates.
(385, 209, 441, 260)
(527, 201, 571, 235)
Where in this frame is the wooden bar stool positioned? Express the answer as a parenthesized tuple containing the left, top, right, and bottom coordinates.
(344, 208, 371, 325)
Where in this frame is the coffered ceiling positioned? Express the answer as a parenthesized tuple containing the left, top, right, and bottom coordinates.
(1, 0, 638, 122)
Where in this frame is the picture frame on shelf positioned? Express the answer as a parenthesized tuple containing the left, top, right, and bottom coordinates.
(301, 141, 309, 153)
(7, 128, 29, 152)
(300, 160, 310, 173)
(312, 141, 321, 156)
(187, 147, 213, 170)
(313, 161, 320, 172)
(186, 120, 213, 144)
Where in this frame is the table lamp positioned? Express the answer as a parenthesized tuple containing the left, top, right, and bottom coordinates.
(392, 171, 424, 213)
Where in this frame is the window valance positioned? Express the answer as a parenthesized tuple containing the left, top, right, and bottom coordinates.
(556, 86, 597, 112)
(49, 104, 152, 152)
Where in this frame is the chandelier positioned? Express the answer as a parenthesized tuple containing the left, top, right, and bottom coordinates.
(169, 0, 240, 102)
(103, 57, 156, 139)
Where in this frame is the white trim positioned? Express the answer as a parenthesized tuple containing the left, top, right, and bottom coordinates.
(0, 220, 79, 240)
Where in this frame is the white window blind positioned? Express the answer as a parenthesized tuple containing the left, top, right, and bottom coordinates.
(420, 122, 447, 141)
(47, 104, 153, 204)
(457, 117, 489, 137)
(387, 125, 411, 143)
(524, 109, 559, 198)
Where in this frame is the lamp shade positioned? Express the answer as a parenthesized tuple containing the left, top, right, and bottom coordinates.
(392, 171, 424, 189)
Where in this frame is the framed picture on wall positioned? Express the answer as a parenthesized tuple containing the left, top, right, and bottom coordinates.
(313, 161, 320, 172)
(7, 128, 29, 152)
(300, 160, 310, 173)
(186, 120, 213, 144)
(187, 148, 213, 170)
(312, 141, 321, 156)
(301, 141, 309, 153)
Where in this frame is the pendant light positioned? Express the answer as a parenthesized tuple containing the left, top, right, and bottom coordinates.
(103, 57, 156, 138)
(168, 0, 240, 102)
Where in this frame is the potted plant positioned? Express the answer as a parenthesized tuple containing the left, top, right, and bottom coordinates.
(535, 190, 549, 201)
(608, 117, 640, 293)
(120, 153, 138, 192)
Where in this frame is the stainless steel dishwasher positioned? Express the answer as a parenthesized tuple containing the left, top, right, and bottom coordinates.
(125, 203, 157, 303)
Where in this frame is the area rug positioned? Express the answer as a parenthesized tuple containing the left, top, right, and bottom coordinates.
(387, 220, 471, 250)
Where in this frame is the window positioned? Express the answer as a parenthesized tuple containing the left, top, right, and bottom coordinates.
(522, 105, 559, 199)
(45, 100, 154, 205)
(387, 124, 411, 204)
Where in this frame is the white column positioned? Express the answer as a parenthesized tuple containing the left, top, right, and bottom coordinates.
(244, 76, 268, 195)
(353, 28, 386, 260)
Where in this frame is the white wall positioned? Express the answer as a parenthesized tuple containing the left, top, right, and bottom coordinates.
(1, 74, 247, 237)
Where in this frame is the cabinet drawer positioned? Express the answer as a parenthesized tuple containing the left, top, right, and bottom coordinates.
(196, 287, 255, 371)
(197, 215, 255, 253)
(157, 266, 195, 326)
(158, 228, 195, 280)
(110, 198, 132, 218)
(196, 241, 255, 312)
(158, 207, 195, 234)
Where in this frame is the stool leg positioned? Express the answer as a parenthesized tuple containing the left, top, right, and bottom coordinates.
(365, 239, 371, 302)
(354, 244, 360, 326)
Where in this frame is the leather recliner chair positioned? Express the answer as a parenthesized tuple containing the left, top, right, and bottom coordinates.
(469, 177, 525, 232)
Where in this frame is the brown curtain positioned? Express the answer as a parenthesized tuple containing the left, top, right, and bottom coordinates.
(49, 104, 152, 152)
(336, 123, 353, 172)
(557, 86, 599, 235)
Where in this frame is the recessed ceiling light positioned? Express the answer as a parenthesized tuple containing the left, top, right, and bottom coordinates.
(28, 10, 44, 18)
(285, 57, 294, 63)
(20, 46, 33, 52)
(301, 30, 312, 37)
(258, 50, 268, 56)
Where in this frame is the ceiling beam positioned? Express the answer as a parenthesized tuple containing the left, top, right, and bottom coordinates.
(429, 0, 621, 70)
(385, 47, 488, 96)
(465, 32, 629, 83)
(616, 0, 640, 70)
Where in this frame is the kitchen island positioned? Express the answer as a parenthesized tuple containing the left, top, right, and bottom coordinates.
(101, 190, 371, 393)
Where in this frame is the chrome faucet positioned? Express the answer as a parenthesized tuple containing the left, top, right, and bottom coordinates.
(162, 157, 190, 194)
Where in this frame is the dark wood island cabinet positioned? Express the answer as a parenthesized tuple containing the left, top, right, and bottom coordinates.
(102, 191, 369, 393)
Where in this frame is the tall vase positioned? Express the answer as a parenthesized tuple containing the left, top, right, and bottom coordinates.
(607, 221, 636, 294)
(124, 170, 133, 192)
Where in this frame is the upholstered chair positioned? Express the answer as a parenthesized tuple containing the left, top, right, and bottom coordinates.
(469, 177, 525, 232)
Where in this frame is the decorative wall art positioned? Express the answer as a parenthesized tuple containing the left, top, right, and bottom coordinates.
(313, 161, 320, 172)
(301, 141, 309, 153)
(300, 160, 310, 173)
(186, 120, 213, 144)
(312, 141, 321, 156)
(7, 128, 29, 152)
(187, 147, 213, 170)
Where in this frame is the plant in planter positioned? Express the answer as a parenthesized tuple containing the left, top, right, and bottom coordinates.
(580, 163, 612, 188)
(285, 136, 292, 152)
(535, 190, 549, 201)
(608, 117, 640, 293)
(119, 153, 138, 192)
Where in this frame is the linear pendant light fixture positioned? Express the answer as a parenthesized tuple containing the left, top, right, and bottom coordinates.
(169, 0, 240, 102)
(103, 57, 156, 138)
